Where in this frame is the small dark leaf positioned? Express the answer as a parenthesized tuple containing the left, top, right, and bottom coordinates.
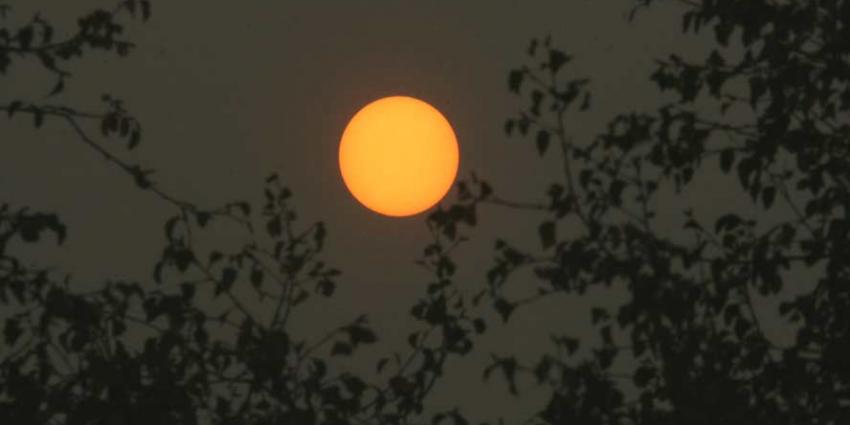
(720, 148, 735, 173)
(349, 325, 377, 345)
(17, 26, 33, 49)
(129, 128, 141, 149)
(530, 89, 544, 116)
(196, 212, 211, 227)
(580, 93, 591, 111)
(634, 365, 656, 388)
(316, 279, 335, 297)
(173, 249, 194, 272)
(250, 267, 264, 288)
(609, 180, 626, 204)
(376, 358, 389, 373)
(49, 77, 64, 96)
(267, 216, 282, 237)
(494, 298, 515, 322)
(762, 186, 776, 209)
(538, 221, 556, 249)
(180, 283, 196, 301)
(508, 69, 524, 93)
(141, 0, 151, 20)
(548, 49, 570, 73)
(33, 109, 44, 128)
(220, 268, 237, 291)
(331, 341, 352, 356)
(4, 318, 22, 345)
(209, 251, 223, 264)
(504, 119, 515, 136)
(472, 318, 486, 334)
(101, 114, 117, 136)
(536, 130, 550, 156)
(314, 222, 326, 249)
(479, 181, 493, 199)
(6, 101, 22, 117)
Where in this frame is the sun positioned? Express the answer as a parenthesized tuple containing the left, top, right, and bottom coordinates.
(339, 96, 459, 217)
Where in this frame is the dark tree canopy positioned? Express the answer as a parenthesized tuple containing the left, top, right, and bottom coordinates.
(1, 2, 477, 424)
(437, 0, 850, 423)
(2, 0, 850, 424)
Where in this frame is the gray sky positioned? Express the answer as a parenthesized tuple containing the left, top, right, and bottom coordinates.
(1, 0, 714, 420)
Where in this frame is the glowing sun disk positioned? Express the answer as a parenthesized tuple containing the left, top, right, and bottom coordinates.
(339, 96, 459, 217)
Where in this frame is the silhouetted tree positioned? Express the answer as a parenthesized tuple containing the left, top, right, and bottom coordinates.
(431, 0, 850, 423)
(1, 2, 479, 424)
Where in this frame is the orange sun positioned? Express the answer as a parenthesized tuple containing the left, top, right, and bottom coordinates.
(339, 96, 459, 217)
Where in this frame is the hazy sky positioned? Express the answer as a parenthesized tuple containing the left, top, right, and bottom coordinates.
(1, 0, 715, 420)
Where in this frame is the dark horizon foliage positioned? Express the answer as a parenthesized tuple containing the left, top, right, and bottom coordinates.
(440, 0, 850, 423)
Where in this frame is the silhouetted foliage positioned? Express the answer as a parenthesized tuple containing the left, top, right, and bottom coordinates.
(4, 0, 850, 424)
(1, 2, 479, 424)
(435, 0, 850, 423)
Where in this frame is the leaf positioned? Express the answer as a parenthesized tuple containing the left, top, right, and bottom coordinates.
(609, 179, 626, 204)
(479, 181, 493, 199)
(33, 109, 44, 128)
(633, 365, 656, 388)
(682, 11, 694, 32)
(714, 213, 742, 233)
(548, 49, 570, 73)
(762, 186, 776, 209)
(314, 222, 326, 249)
(494, 298, 515, 322)
(390, 376, 416, 395)
(536, 130, 550, 156)
(342, 375, 366, 396)
(472, 318, 486, 334)
(316, 279, 335, 297)
(180, 282, 196, 301)
(4, 318, 22, 345)
(220, 267, 237, 292)
(195, 212, 211, 227)
(591, 307, 609, 324)
(250, 267, 264, 288)
(101, 113, 117, 136)
(7, 100, 22, 117)
(530, 89, 544, 116)
(267, 216, 282, 237)
(508, 69, 524, 93)
(331, 341, 352, 356)
(153, 261, 164, 283)
(504, 119, 515, 135)
(120, 118, 130, 136)
(538, 221, 556, 249)
(517, 115, 531, 135)
(173, 248, 194, 272)
(49, 77, 64, 96)
(580, 92, 591, 111)
(209, 251, 223, 264)
(17, 26, 33, 49)
(736, 156, 757, 190)
(376, 358, 389, 373)
(349, 324, 377, 345)
(749, 76, 766, 108)
(720, 148, 735, 173)
(490, 357, 519, 395)
(17, 213, 65, 244)
(116, 42, 132, 57)
(141, 0, 151, 20)
(164, 216, 180, 240)
(129, 128, 141, 149)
